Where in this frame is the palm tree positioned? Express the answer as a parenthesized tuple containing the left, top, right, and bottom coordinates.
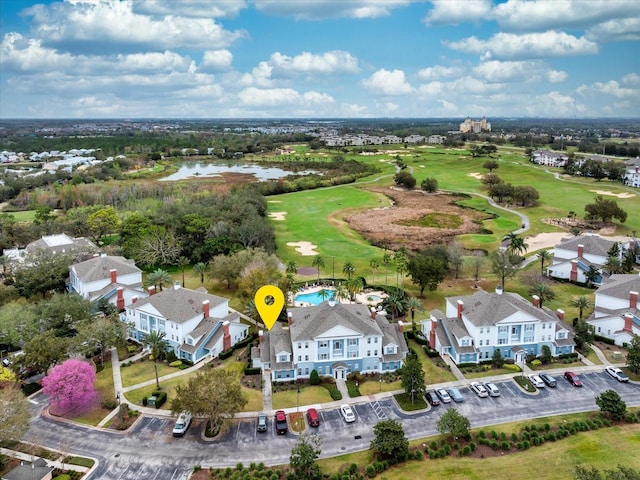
(504, 232, 528, 256)
(177, 256, 189, 287)
(285, 260, 298, 276)
(585, 266, 601, 287)
(605, 256, 624, 274)
(537, 249, 553, 275)
(142, 330, 169, 389)
(529, 283, 556, 309)
(381, 289, 408, 321)
(334, 283, 349, 303)
(571, 295, 592, 321)
(382, 252, 392, 285)
(345, 277, 364, 303)
(318, 288, 332, 302)
(148, 268, 172, 291)
(311, 255, 325, 285)
(369, 259, 380, 285)
(394, 248, 408, 287)
(407, 297, 425, 322)
(244, 299, 259, 324)
(193, 262, 208, 285)
(342, 261, 356, 280)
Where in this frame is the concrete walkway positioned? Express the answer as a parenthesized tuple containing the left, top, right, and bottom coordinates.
(441, 353, 466, 381)
(262, 371, 272, 412)
(335, 378, 350, 399)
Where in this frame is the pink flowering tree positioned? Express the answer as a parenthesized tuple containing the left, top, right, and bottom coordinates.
(42, 359, 96, 414)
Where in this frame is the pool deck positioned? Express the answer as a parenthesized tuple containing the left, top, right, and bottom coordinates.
(291, 285, 387, 308)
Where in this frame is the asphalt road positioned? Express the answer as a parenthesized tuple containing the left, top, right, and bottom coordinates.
(23, 371, 640, 479)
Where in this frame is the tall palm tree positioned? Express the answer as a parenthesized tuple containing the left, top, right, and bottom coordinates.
(193, 262, 208, 285)
(143, 330, 169, 389)
(382, 252, 392, 285)
(334, 283, 349, 303)
(369, 259, 380, 285)
(394, 248, 408, 287)
(342, 261, 356, 280)
(148, 268, 172, 291)
(244, 299, 259, 324)
(381, 289, 408, 321)
(318, 288, 332, 302)
(311, 255, 325, 285)
(529, 283, 556, 309)
(504, 232, 528, 256)
(177, 256, 189, 287)
(345, 277, 364, 303)
(537, 249, 553, 275)
(285, 260, 298, 276)
(605, 256, 624, 274)
(571, 295, 592, 320)
(407, 297, 425, 322)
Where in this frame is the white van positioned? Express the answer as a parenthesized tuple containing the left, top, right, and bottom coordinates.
(172, 411, 192, 437)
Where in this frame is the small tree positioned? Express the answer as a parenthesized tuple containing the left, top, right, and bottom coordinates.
(421, 177, 438, 193)
(573, 320, 594, 351)
(400, 353, 425, 405)
(309, 369, 320, 386)
(289, 433, 322, 480)
(595, 389, 627, 421)
(437, 408, 470, 439)
(483, 160, 499, 172)
(143, 330, 169, 389)
(491, 348, 504, 368)
(626, 334, 640, 374)
(572, 295, 592, 321)
(529, 283, 555, 308)
(42, 359, 96, 413)
(540, 345, 552, 364)
(370, 419, 409, 463)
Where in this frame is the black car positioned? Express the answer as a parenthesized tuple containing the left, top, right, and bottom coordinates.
(425, 391, 440, 406)
(539, 373, 557, 388)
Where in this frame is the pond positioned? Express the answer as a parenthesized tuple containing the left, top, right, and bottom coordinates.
(159, 162, 319, 181)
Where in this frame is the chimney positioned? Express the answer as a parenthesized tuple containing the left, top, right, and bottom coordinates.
(222, 320, 231, 351)
(148, 285, 156, 296)
(577, 244, 584, 258)
(457, 300, 464, 319)
(429, 317, 437, 349)
(132, 295, 138, 304)
(110, 268, 117, 283)
(370, 307, 376, 319)
(532, 295, 540, 308)
(202, 300, 210, 319)
(556, 309, 564, 320)
(397, 320, 404, 333)
(630, 291, 638, 309)
(570, 260, 578, 282)
(287, 311, 293, 327)
(623, 314, 633, 333)
(116, 286, 124, 310)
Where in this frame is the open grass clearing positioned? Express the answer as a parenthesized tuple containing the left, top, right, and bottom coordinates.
(119, 359, 178, 387)
(358, 379, 402, 395)
(408, 339, 458, 385)
(271, 385, 333, 409)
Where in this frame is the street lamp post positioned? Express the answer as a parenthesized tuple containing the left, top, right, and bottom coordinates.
(379, 377, 382, 392)
(297, 385, 300, 413)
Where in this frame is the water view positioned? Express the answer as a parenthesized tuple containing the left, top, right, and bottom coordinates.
(160, 162, 319, 181)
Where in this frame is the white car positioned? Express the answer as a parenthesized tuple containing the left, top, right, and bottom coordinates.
(483, 382, 500, 397)
(470, 381, 489, 398)
(606, 366, 629, 382)
(172, 411, 192, 437)
(528, 374, 546, 388)
(340, 404, 356, 423)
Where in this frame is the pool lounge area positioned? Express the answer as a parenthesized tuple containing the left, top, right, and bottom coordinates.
(293, 287, 386, 307)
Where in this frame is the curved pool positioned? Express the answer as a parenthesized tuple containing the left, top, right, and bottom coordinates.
(294, 289, 335, 306)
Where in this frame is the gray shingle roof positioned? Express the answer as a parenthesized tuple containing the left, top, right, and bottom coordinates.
(555, 234, 617, 258)
(71, 255, 141, 282)
(596, 273, 640, 300)
(289, 301, 382, 341)
(374, 315, 409, 361)
(130, 287, 227, 324)
(26, 234, 96, 255)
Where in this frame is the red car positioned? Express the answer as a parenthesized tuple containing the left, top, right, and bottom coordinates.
(564, 371, 583, 387)
(275, 410, 288, 434)
(306, 408, 320, 427)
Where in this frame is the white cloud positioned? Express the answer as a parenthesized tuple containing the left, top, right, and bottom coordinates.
(416, 81, 444, 97)
(269, 51, 359, 74)
(361, 69, 413, 95)
(23, 0, 248, 52)
(254, 0, 412, 20)
(586, 17, 640, 42)
(134, 0, 247, 18)
(622, 73, 640, 86)
(417, 65, 463, 81)
(493, 0, 633, 32)
(423, 0, 492, 25)
(239, 61, 274, 87)
(201, 50, 234, 71)
(237, 87, 334, 107)
(473, 60, 567, 83)
(578, 79, 639, 100)
(0, 33, 74, 72)
(446, 31, 598, 59)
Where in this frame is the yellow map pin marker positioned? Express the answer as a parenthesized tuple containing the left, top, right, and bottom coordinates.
(255, 285, 285, 330)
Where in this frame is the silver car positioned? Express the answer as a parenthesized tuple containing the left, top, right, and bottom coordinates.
(483, 382, 500, 397)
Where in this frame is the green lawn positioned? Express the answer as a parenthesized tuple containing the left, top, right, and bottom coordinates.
(408, 339, 458, 385)
(119, 359, 179, 387)
(271, 385, 333, 409)
(359, 379, 402, 395)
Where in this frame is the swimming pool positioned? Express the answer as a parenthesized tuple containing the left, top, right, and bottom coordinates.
(294, 289, 335, 306)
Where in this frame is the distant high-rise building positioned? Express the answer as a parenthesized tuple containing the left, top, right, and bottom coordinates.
(459, 116, 491, 133)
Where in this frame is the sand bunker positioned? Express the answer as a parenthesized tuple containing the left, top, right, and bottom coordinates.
(589, 190, 635, 199)
(268, 212, 287, 221)
(468, 172, 484, 180)
(287, 241, 319, 256)
(524, 232, 632, 252)
(267, 200, 282, 203)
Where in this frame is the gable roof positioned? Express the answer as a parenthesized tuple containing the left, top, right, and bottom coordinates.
(129, 287, 227, 324)
(555, 234, 616, 258)
(26, 233, 96, 255)
(3, 458, 54, 480)
(71, 255, 141, 282)
(596, 273, 640, 300)
(447, 289, 558, 327)
(289, 301, 382, 341)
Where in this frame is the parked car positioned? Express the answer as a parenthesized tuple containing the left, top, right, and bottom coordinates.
(340, 404, 356, 423)
(425, 391, 440, 406)
(539, 373, 557, 388)
(605, 366, 629, 382)
(306, 408, 320, 427)
(483, 382, 500, 397)
(470, 381, 489, 398)
(564, 371, 583, 387)
(527, 374, 546, 388)
(257, 413, 268, 432)
(172, 411, 192, 437)
(447, 387, 464, 403)
(435, 388, 452, 403)
(275, 410, 288, 434)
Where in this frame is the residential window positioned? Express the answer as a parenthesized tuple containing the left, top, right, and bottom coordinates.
(499, 326, 508, 333)
(524, 336, 534, 343)
(298, 356, 301, 362)
(297, 368, 301, 375)
(320, 353, 328, 360)
(305, 368, 309, 375)
(374, 350, 378, 356)
(319, 341, 328, 348)
(374, 337, 378, 343)
(498, 338, 507, 345)
(149, 316, 157, 331)
(305, 355, 309, 361)
(305, 342, 309, 349)
(348, 339, 358, 346)
(367, 338, 371, 344)
(298, 342, 301, 349)
(140, 314, 148, 332)
(480, 327, 483, 334)
(278, 354, 288, 362)
(348, 351, 357, 358)
(186, 337, 193, 345)
(367, 350, 371, 357)
(334, 341, 341, 349)
(479, 340, 483, 346)
(157, 319, 165, 332)
(525, 324, 534, 331)
(542, 323, 546, 329)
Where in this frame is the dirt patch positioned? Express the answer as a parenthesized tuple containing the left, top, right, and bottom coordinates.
(286, 241, 319, 255)
(268, 211, 287, 221)
(589, 190, 635, 199)
(345, 188, 493, 252)
(468, 172, 484, 180)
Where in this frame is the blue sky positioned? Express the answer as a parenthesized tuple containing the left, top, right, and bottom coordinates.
(1, 0, 638, 119)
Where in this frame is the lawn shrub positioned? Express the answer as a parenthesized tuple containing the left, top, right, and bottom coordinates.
(150, 390, 167, 408)
(469, 442, 477, 452)
(511, 432, 518, 441)
(503, 363, 521, 372)
(219, 348, 233, 360)
(366, 465, 376, 478)
(101, 399, 118, 410)
(501, 441, 510, 450)
(169, 360, 182, 367)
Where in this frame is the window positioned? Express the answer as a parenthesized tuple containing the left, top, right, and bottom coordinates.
(525, 324, 534, 331)
(348, 351, 357, 358)
(367, 350, 371, 357)
(486, 328, 490, 334)
(297, 356, 301, 362)
(367, 338, 371, 344)
(374, 337, 378, 343)
(305, 355, 309, 361)
(298, 342, 301, 349)
(348, 338, 358, 346)
(140, 314, 148, 332)
(297, 368, 301, 375)
(597, 327, 601, 333)
(542, 323, 546, 329)
(334, 341, 341, 349)
(374, 350, 378, 356)
(305, 342, 309, 349)
(524, 336, 534, 343)
(305, 367, 309, 375)
(320, 353, 328, 360)
(499, 326, 508, 333)
(480, 327, 483, 334)
(498, 338, 507, 345)
(479, 340, 483, 346)
(319, 341, 328, 348)
(511, 326, 517, 334)
(278, 354, 288, 362)
(157, 319, 165, 332)
(186, 337, 193, 345)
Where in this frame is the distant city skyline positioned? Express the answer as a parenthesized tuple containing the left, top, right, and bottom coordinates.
(0, 0, 638, 119)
